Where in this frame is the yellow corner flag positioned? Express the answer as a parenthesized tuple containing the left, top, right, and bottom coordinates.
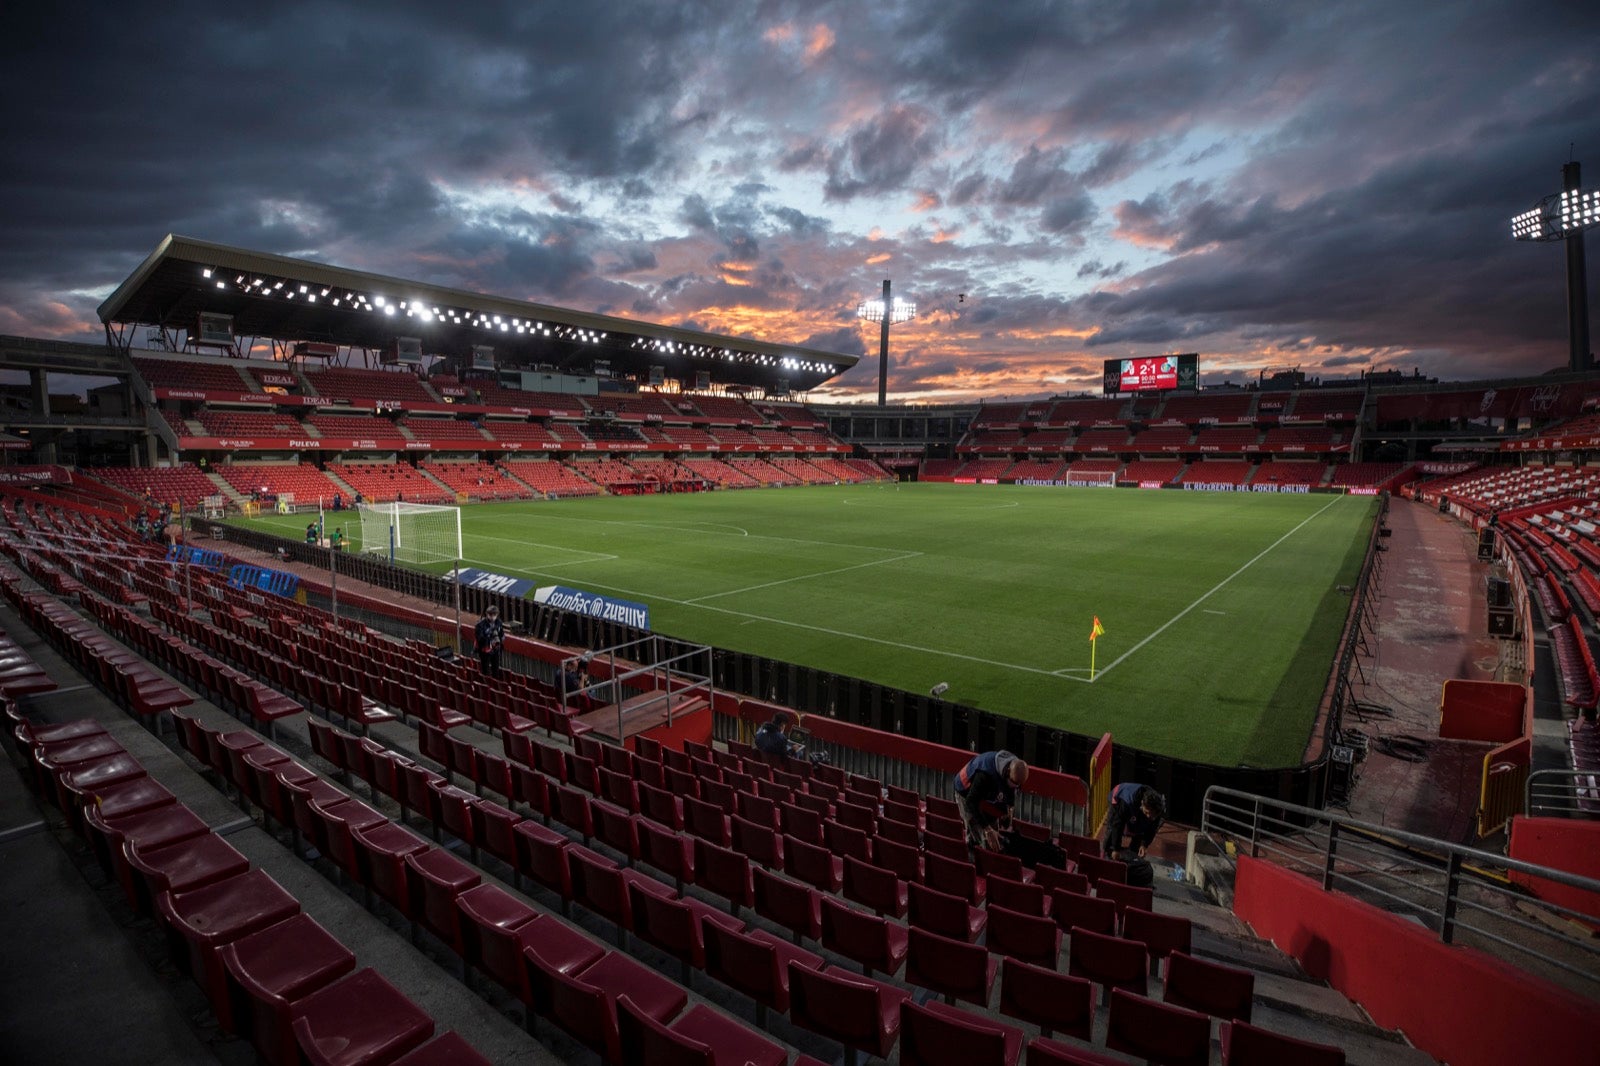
(1089, 616, 1105, 679)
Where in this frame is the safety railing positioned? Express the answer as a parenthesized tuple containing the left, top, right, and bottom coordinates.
(1526, 768, 1600, 819)
(1201, 785, 1600, 991)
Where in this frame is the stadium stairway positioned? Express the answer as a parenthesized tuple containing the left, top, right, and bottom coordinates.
(0, 563, 1446, 1066)
(205, 473, 247, 505)
(499, 466, 546, 498)
(418, 466, 458, 499)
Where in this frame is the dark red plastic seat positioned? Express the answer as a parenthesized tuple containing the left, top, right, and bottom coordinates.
(997, 957, 1094, 1041)
(629, 883, 742, 976)
(1094, 878, 1154, 928)
(1165, 949, 1254, 1022)
(752, 865, 822, 943)
(219, 913, 356, 1066)
(924, 851, 986, 906)
(1050, 888, 1117, 937)
(351, 822, 431, 913)
(1104, 987, 1211, 1065)
(984, 903, 1061, 969)
(404, 846, 481, 954)
(290, 967, 435, 1066)
(389, 1031, 492, 1066)
(904, 925, 996, 1008)
(787, 963, 911, 1066)
(701, 916, 824, 1024)
(1034, 865, 1090, 896)
(1026, 1037, 1129, 1066)
(694, 837, 755, 911)
(1067, 926, 1149, 997)
(899, 998, 1023, 1066)
(1122, 907, 1191, 972)
(783, 834, 844, 894)
(637, 816, 695, 888)
(156, 868, 301, 1027)
(124, 831, 250, 914)
(617, 994, 787, 1066)
(513, 819, 573, 911)
(1221, 1019, 1347, 1065)
(985, 873, 1048, 917)
(821, 895, 909, 978)
(907, 881, 987, 943)
(843, 855, 909, 918)
(455, 882, 539, 995)
(528, 949, 688, 1063)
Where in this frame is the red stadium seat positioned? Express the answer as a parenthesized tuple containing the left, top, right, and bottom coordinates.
(898, 998, 1023, 1066)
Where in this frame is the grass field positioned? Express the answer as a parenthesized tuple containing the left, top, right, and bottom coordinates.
(245, 484, 1375, 767)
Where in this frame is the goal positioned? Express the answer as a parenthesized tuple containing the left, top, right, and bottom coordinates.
(357, 501, 462, 565)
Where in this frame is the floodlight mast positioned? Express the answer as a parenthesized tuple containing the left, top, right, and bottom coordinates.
(1511, 161, 1597, 372)
(857, 279, 917, 406)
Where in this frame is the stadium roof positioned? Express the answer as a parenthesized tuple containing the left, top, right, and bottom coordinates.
(97, 235, 858, 393)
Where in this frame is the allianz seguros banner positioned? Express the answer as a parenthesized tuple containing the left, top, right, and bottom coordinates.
(534, 585, 651, 631)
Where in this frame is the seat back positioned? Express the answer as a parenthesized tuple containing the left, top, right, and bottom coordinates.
(1075, 853, 1126, 885)
(1027, 1036, 1129, 1066)
(615, 994, 712, 1066)
(1034, 865, 1090, 896)
(908, 881, 982, 942)
(1050, 889, 1116, 936)
(1094, 879, 1153, 926)
(997, 957, 1094, 1042)
(753, 866, 821, 941)
(1067, 927, 1148, 996)
(821, 895, 888, 965)
(1104, 988, 1211, 1066)
(1164, 950, 1254, 1023)
(899, 999, 1011, 1066)
(628, 884, 699, 966)
(904, 925, 993, 1005)
(730, 813, 782, 868)
(985, 903, 1060, 968)
(701, 918, 779, 1008)
(1222, 1020, 1347, 1066)
(825, 819, 874, 862)
(779, 801, 824, 846)
(787, 963, 895, 1055)
(874, 836, 924, 883)
(637, 818, 693, 884)
(973, 848, 1025, 884)
(693, 837, 752, 907)
(637, 782, 683, 829)
(684, 795, 729, 845)
(923, 851, 982, 905)
(985, 873, 1046, 916)
(1122, 907, 1190, 963)
(843, 855, 906, 916)
(569, 847, 627, 928)
(783, 834, 842, 892)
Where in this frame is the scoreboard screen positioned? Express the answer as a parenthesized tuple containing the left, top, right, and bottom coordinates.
(1103, 353, 1198, 395)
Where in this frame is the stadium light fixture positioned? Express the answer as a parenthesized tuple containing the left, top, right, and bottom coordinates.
(857, 279, 916, 406)
(1511, 161, 1596, 371)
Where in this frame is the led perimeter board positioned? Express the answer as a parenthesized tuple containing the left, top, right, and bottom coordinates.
(1103, 353, 1198, 395)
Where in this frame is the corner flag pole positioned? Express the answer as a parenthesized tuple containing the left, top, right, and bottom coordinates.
(1089, 616, 1105, 679)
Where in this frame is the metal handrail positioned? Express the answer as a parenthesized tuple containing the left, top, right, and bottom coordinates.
(1201, 785, 1600, 991)
(1527, 767, 1600, 819)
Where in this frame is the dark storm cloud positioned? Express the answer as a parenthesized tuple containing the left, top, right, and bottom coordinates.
(823, 106, 943, 201)
(768, 206, 830, 238)
(1040, 194, 1097, 236)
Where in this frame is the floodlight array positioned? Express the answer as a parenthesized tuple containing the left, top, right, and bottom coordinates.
(1510, 188, 1600, 242)
(628, 335, 837, 374)
(856, 296, 917, 323)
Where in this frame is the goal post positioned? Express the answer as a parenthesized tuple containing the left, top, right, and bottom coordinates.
(357, 501, 462, 565)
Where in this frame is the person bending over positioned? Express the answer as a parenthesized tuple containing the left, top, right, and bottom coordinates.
(1098, 782, 1166, 859)
(953, 750, 1028, 851)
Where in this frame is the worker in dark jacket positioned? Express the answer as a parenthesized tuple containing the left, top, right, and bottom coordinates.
(754, 711, 805, 761)
(1098, 781, 1166, 858)
(953, 750, 1029, 850)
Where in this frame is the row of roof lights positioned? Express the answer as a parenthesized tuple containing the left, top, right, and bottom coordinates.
(196, 265, 830, 372)
(630, 335, 835, 374)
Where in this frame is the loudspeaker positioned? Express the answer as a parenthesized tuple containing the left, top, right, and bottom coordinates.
(1477, 528, 1496, 561)
(1486, 577, 1511, 608)
(1487, 608, 1515, 637)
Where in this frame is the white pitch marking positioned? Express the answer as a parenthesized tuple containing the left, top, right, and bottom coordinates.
(684, 551, 923, 604)
(1202, 609, 1227, 615)
(1082, 496, 1344, 682)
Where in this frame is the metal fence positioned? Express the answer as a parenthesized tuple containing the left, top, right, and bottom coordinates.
(1201, 785, 1600, 991)
(1526, 768, 1600, 819)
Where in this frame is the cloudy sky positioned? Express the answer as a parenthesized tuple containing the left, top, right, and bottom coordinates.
(2, 1, 1597, 402)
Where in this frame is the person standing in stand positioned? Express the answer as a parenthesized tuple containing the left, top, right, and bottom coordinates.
(474, 605, 504, 677)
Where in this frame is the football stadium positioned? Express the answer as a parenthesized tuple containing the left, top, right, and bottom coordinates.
(1, 231, 1596, 1065)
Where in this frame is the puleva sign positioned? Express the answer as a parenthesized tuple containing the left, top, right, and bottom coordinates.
(533, 585, 651, 631)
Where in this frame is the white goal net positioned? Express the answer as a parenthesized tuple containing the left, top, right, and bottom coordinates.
(357, 501, 462, 564)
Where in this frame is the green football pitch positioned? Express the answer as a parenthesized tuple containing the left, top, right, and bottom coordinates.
(244, 484, 1375, 767)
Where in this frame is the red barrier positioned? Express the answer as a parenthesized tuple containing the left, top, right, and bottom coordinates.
(794, 712, 1087, 807)
(1508, 817, 1600, 925)
(1439, 679, 1528, 743)
(1235, 856, 1594, 1066)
